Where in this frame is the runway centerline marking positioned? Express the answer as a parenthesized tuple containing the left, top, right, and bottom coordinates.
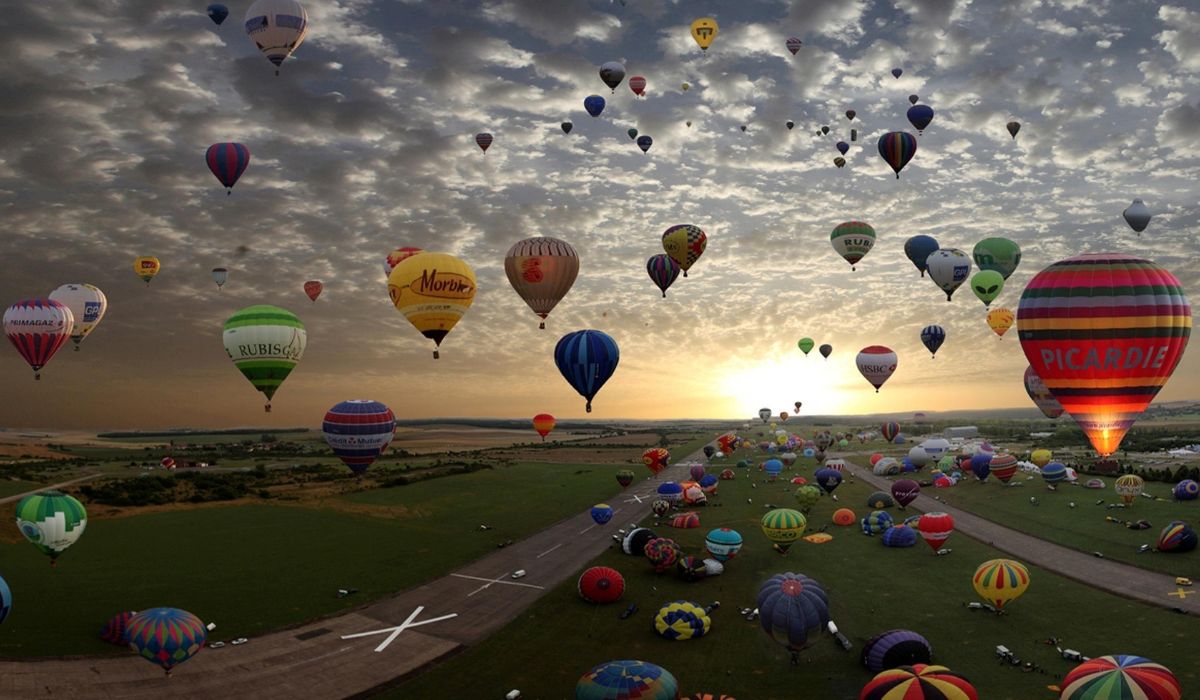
(579, 523, 597, 534)
(536, 543, 563, 558)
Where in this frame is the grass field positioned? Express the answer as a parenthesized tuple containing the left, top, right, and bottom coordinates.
(392, 447, 1197, 700)
(0, 480, 48, 499)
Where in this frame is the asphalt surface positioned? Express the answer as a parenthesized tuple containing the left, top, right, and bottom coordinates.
(0, 450, 708, 699)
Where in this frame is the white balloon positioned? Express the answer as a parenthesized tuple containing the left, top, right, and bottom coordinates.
(245, 0, 309, 73)
(48, 283, 106, 349)
(925, 248, 972, 301)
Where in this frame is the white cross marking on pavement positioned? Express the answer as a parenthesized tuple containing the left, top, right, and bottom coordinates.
(449, 573, 547, 597)
(340, 606, 459, 652)
(623, 495, 645, 504)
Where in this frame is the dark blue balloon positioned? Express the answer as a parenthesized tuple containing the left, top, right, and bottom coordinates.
(815, 468, 842, 495)
(920, 324, 945, 358)
(699, 474, 718, 488)
(206, 3, 229, 25)
(584, 95, 606, 118)
(904, 235, 940, 277)
(636, 135, 653, 153)
(881, 526, 917, 548)
(836, 141, 849, 155)
(554, 330, 619, 413)
(970, 453, 992, 481)
(907, 104, 934, 133)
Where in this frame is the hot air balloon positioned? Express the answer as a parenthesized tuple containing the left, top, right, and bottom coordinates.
(4, 299, 73, 379)
(561, 121, 573, 134)
(616, 470, 635, 489)
(127, 608, 207, 675)
(1115, 474, 1144, 505)
(599, 61, 625, 92)
(989, 454, 1018, 484)
(627, 128, 639, 141)
(160, 457, 176, 470)
(987, 308, 1014, 338)
(821, 126, 830, 135)
(862, 630, 932, 673)
(920, 325, 945, 358)
(819, 344, 832, 359)
(862, 510, 893, 534)
(969, 453, 992, 482)
(532, 413, 556, 441)
(891, 68, 904, 78)
(1174, 479, 1199, 501)
(794, 485, 821, 512)
(786, 37, 803, 54)
(846, 110, 857, 121)
(1123, 199, 1152, 235)
(786, 120, 795, 130)
(830, 221, 875, 271)
(555, 330, 619, 413)
(303, 280, 323, 301)
(322, 400, 395, 476)
(643, 447, 670, 475)
(856, 346, 897, 393)
(794, 401, 802, 412)
(474, 133, 493, 153)
(1157, 521, 1197, 553)
(904, 235, 939, 277)
(917, 512, 953, 553)
(637, 135, 653, 153)
(972, 559, 1029, 610)
(926, 249, 972, 301)
(576, 660, 679, 700)
(578, 566, 624, 604)
(48, 284, 107, 351)
(1006, 121, 1022, 139)
(1041, 461, 1066, 486)
(891, 479, 920, 507)
(244, 0, 309, 75)
(906, 105, 934, 134)
(690, 17, 718, 50)
(757, 572, 829, 658)
(584, 95, 606, 117)
(205, 143, 250, 194)
(133, 256, 161, 285)
(100, 611, 134, 645)
(662, 224, 707, 277)
(384, 247, 423, 276)
(621, 527, 656, 556)
(504, 237, 579, 329)
(629, 75, 646, 96)
(758, 408, 772, 423)
(761, 508, 806, 553)
(1018, 254, 1191, 457)
(388, 252, 476, 359)
(834, 156, 846, 168)
(878, 131, 917, 178)
(681, 82, 690, 91)
(795, 338, 815, 356)
(1059, 655, 1180, 700)
(644, 537, 681, 573)
(591, 503, 615, 525)
(972, 238, 1021, 279)
(14, 490, 86, 565)
(881, 422, 901, 442)
(705, 528, 743, 561)
(222, 305, 306, 411)
(207, 3, 229, 25)
(970, 270, 1004, 307)
(1023, 366, 1064, 418)
(860, 664, 979, 700)
(836, 141, 850, 155)
(210, 268, 228, 289)
(654, 601, 713, 640)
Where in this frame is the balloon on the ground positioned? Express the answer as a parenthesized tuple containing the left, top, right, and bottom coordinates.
(388, 252, 476, 359)
(904, 235, 939, 277)
(244, 0, 309, 75)
(322, 400, 395, 475)
(862, 510, 893, 535)
(0, 574, 8, 625)
(576, 659, 679, 700)
(794, 485, 821, 512)
(917, 512, 954, 552)
(1017, 253, 1191, 457)
(1114, 474, 1144, 504)
(1041, 461, 1067, 485)
(830, 221, 876, 271)
(989, 454, 1019, 483)
(555, 330, 620, 412)
(622, 528, 656, 555)
(670, 512, 700, 529)
(856, 346, 897, 392)
(987, 308, 1015, 338)
(654, 600, 711, 640)
(892, 479, 920, 507)
(15, 490, 87, 565)
(223, 305, 306, 411)
(662, 224, 707, 277)
(972, 238, 1021, 279)
(757, 572, 829, 654)
(644, 448, 670, 475)
(644, 537, 681, 573)
(761, 508, 806, 553)
(676, 555, 707, 581)
(591, 504, 615, 525)
(705, 528, 743, 561)
(1059, 655, 1180, 700)
(815, 468, 843, 495)
(860, 664, 978, 700)
(4, 299, 73, 379)
(908, 447, 929, 467)
(1156, 521, 1197, 553)
(578, 566, 624, 604)
(833, 508, 856, 526)
(878, 131, 917, 178)
(504, 237, 579, 329)
(862, 630, 932, 672)
(126, 607, 207, 674)
(972, 559, 1030, 610)
(882, 526, 917, 547)
(926, 249, 972, 301)
(1174, 480, 1199, 501)
(1123, 199, 1152, 235)
(970, 453, 992, 482)
(100, 611, 134, 645)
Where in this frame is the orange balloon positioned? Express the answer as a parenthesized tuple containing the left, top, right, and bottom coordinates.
(832, 508, 856, 526)
(532, 413, 556, 441)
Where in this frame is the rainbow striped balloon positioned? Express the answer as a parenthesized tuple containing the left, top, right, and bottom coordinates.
(860, 664, 978, 700)
(1017, 254, 1191, 457)
(126, 607, 207, 674)
(972, 558, 1030, 610)
(1060, 655, 1180, 700)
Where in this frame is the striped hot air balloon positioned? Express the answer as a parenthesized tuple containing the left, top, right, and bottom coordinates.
(578, 566, 625, 604)
(205, 143, 250, 194)
(917, 512, 954, 553)
(1017, 254, 1191, 457)
(222, 305, 306, 411)
(662, 224, 707, 277)
(576, 660, 679, 700)
(761, 508, 806, 553)
(322, 400, 396, 475)
(126, 607, 207, 675)
(505, 237, 579, 329)
(989, 453, 1019, 484)
(877, 131, 918, 178)
(647, 254, 682, 298)
(860, 664, 978, 700)
(861, 629, 932, 672)
(4, 299, 73, 379)
(14, 490, 87, 565)
(555, 330, 620, 412)
(830, 221, 876, 271)
(1059, 655, 1180, 700)
(972, 559, 1030, 610)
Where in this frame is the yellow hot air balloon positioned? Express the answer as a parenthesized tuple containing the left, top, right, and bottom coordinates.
(987, 307, 1014, 338)
(1030, 449, 1052, 468)
(1114, 474, 1144, 505)
(690, 18, 718, 51)
(387, 253, 476, 359)
(133, 256, 161, 285)
(972, 559, 1029, 610)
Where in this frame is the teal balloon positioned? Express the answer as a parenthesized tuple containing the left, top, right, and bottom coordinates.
(972, 237, 1021, 279)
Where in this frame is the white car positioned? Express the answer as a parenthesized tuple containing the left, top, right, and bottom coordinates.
(231, 637, 249, 646)
(511, 570, 526, 579)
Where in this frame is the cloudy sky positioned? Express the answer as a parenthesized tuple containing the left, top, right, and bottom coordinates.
(1, 0, 1197, 430)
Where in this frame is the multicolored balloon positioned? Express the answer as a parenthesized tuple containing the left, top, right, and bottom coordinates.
(127, 607, 207, 675)
(616, 469, 635, 489)
(14, 490, 86, 565)
(860, 664, 978, 700)
(4, 299, 73, 379)
(1017, 254, 1191, 456)
(388, 253, 476, 359)
(646, 254, 681, 298)
(532, 413, 556, 441)
(591, 504, 615, 525)
(505, 237, 579, 329)
(877, 131, 917, 178)
(920, 325, 945, 358)
(555, 330, 619, 413)
(223, 305, 306, 411)
(972, 559, 1029, 610)
(133, 256, 161, 285)
(322, 400, 395, 475)
(576, 660, 678, 700)
(1115, 474, 1144, 504)
(761, 508, 806, 553)
(987, 308, 1014, 338)
(756, 572, 829, 654)
(1059, 656, 1180, 700)
(654, 601, 712, 640)
(643, 448, 670, 475)
(830, 221, 876, 271)
(1157, 521, 1197, 553)
(1023, 365, 1064, 418)
(205, 143, 250, 194)
(856, 346, 897, 393)
(989, 454, 1019, 484)
(662, 224, 707, 277)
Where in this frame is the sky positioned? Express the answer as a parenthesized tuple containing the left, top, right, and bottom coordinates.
(0, 0, 1198, 430)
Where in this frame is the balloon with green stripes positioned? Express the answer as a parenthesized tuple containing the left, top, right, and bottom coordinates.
(222, 305, 306, 411)
(15, 490, 87, 565)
